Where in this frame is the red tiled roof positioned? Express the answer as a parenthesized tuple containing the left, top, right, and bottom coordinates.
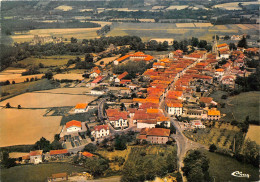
(66, 120, 81, 128)
(147, 128, 170, 137)
(29, 150, 43, 156)
(118, 71, 128, 80)
(50, 149, 68, 156)
(94, 125, 109, 131)
(75, 103, 88, 109)
(82, 151, 94, 158)
(199, 97, 213, 103)
(217, 43, 228, 48)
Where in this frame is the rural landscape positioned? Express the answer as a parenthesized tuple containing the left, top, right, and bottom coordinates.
(0, 0, 259, 182)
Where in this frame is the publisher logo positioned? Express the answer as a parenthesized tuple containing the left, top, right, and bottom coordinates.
(231, 171, 250, 178)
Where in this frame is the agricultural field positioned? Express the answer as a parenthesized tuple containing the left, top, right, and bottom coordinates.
(183, 122, 240, 150)
(54, 5, 73, 11)
(214, 1, 259, 10)
(210, 91, 260, 123)
(0, 87, 97, 108)
(0, 109, 62, 147)
(246, 125, 260, 145)
(11, 28, 101, 43)
(95, 56, 119, 66)
(203, 149, 259, 182)
(0, 68, 44, 84)
(19, 55, 84, 67)
(53, 74, 84, 80)
(0, 79, 60, 101)
(0, 163, 87, 182)
(106, 23, 259, 42)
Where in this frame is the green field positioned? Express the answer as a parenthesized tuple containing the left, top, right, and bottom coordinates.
(107, 23, 259, 42)
(184, 122, 241, 149)
(211, 91, 260, 122)
(203, 149, 259, 182)
(0, 163, 87, 182)
(19, 55, 84, 67)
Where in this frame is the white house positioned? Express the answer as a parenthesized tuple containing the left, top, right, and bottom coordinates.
(166, 102, 183, 116)
(106, 109, 129, 128)
(91, 125, 110, 139)
(90, 87, 106, 95)
(29, 150, 43, 164)
(90, 69, 101, 78)
(66, 120, 82, 133)
(74, 103, 88, 113)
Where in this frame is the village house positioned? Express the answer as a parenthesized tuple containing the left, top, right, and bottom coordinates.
(81, 151, 95, 158)
(221, 75, 236, 88)
(185, 109, 203, 119)
(74, 103, 88, 113)
(88, 76, 105, 87)
(199, 97, 213, 107)
(29, 150, 43, 164)
(106, 109, 128, 128)
(215, 68, 225, 80)
(66, 120, 82, 133)
(91, 125, 110, 139)
(138, 128, 171, 144)
(114, 52, 153, 65)
(50, 149, 68, 158)
(165, 102, 183, 116)
(115, 71, 128, 83)
(207, 109, 221, 120)
(90, 67, 101, 78)
(90, 86, 107, 95)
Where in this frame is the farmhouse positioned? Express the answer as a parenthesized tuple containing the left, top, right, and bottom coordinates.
(207, 109, 221, 120)
(29, 150, 43, 164)
(199, 97, 213, 107)
(91, 125, 110, 139)
(115, 71, 128, 83)
(66, 120, 82, 133)
(106, 109, 128, 128)
(114, 52, 153, 65)
(138, 128, 171, 144)
(90, 69, 101, 78)
(165, 102, 183, 116)
(74, 103, 88, 113)
(221, 75, 236, 88)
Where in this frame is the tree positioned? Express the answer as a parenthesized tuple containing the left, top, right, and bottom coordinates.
(17, 105, 21, 109)
(71, 37, 78, 43)
(6, 102, 11, 108)
(83, 143, 97, 153)
(237, 36, 248, 48)
(114, 135, 127, 150)
(12, 81, 15, 84)
(198, 40, 207, 48)
(33, 137, 51, 152)
(82, 157, 109, 177)
(209, 144, 217, 152)
(2, 152, 16, 168)
(229, 43, 237, 50)
(170, 123, 176, 134)
(224, 35, 230, 40)
(5, 80, 10, 85)
(120, 103, 126, 111)
(212, 35, 219, 41)
(45, 72, 53, 80)
(191, 37, 199, 47)
(85, 53, 94, 63)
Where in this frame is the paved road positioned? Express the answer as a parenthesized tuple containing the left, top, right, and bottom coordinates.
(159, 57, 207, 181)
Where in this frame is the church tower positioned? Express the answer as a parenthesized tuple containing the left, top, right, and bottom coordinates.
(212, 34, 218, 54)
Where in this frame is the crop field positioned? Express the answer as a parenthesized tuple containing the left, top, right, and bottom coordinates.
(211, 91, 260, 123)
(0, 87, 97, 108)
(54, 5, 73, 11)
(1, 163, 87, 182)
(246, 125, 260, 145)
(106, 22, 259, 42)
(202, 149, 259, 182)
(53, 74, 84, 80)
(95, 56, 119, 66)
(0, 68, 44, 84)
(11, 28, 101, 43)
(184, 122, 240, 149)
(20, 55, 84, 67)
(214, 1, 259, 10)
(0, 109, 62, 147)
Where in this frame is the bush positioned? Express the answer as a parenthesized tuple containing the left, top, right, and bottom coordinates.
(83, 143, 97, 153)
(209, 144, 217, 152)
(221, 95, 227, 99)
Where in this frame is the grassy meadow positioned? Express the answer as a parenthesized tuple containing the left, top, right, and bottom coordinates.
(0, 163, 87, 182)
(211, 91, 260, 123)
(246, 125, 260, 145)
(203, 149, 259, 182)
